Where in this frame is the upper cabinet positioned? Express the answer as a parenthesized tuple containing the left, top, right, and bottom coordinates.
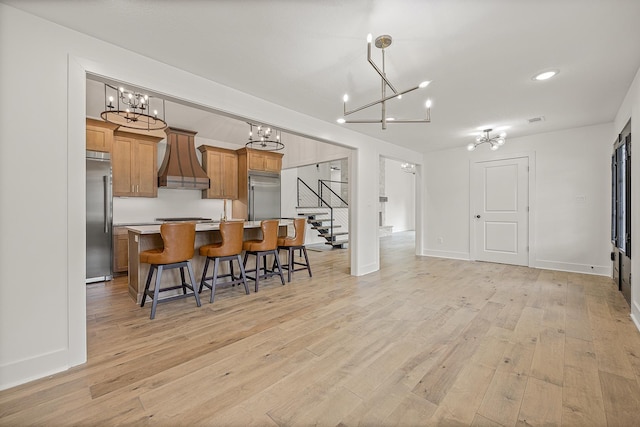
(198, 145, 238, 199)
(238, 147, 283, 173)
(86, 118, 118, 152)
(112, 130, 162, 198)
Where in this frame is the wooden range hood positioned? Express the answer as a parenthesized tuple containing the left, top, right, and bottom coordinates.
(158, 127, 210, 190)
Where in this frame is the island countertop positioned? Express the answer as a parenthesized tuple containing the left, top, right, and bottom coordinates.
(126, 219, 291, 235)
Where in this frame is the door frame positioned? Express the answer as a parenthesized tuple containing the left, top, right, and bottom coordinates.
(469, 151, 536, 267)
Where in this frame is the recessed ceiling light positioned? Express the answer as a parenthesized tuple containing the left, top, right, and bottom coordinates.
(533, 70, 559, 81)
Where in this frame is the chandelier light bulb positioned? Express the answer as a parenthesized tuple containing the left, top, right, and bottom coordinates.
(367, 33, 373, 43)
(343, 94, 349, 103)
(337, 118, 346, 124)
(425, 99, 432, 108)
(119, 87, 124, 93)
(419, 81, 430, 89)
(490, 144, 499, 151)
(397, 94, 402, 100)
(153, 110, 158, 116)
(467, 143, 476, 151)
(497, 138, 505, 146)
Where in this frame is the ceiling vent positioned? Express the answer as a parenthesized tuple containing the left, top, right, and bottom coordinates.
(528, 116, 545, 124)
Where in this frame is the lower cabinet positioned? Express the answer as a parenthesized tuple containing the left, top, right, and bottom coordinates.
(113, 226, 129, 274)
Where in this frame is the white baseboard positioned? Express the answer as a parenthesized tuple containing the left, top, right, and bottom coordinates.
(0, 348, 70, 391)
(421, 249, 470, 261)
(632, 301, 640, 333)
(534, 259, 611, 276)
(354, 262, 379, 276)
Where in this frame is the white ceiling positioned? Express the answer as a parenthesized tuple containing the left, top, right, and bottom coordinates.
(5, 0, 640, 152)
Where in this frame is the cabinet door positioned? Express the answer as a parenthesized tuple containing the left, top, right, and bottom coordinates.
(248, 152, 266, 171)
(86, 119, 116, 152)
(113, 227, 129, 273)
(205, 150, 224, 198)
(222, 152, 238, 198)
(264, 155, 282, 172)
(86, 127, 111, 152)
(134, 141, 158, 197)
(112, 136, 134, 197)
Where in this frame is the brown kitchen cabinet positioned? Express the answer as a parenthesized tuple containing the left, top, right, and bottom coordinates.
(244, 148, 283, 172)
(198, 145, 238, 199)
(86, 118, 118, 152)
(113, 226, 129, 274)
(233, 147, 283, 219)
(112, 130, 162, 197)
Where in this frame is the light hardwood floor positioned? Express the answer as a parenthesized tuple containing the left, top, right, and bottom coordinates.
(2, 232, 640, 426)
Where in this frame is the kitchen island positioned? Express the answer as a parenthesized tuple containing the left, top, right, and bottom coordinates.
(126, 221, 291, 304)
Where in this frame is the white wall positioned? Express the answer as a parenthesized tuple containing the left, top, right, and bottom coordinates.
(384, 158, 416, 232)
(614, 65, 640, 330)
(0, 4, 423, 390)
(424, 123, 613, 276)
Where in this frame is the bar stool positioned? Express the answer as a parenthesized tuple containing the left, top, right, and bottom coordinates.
(242, 219, 285, 292)
(276, 218, 312, 282)
(198, 221, 249, 303)
(140, 222, 201, 319)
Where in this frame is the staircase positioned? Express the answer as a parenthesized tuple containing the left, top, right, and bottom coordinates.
(296, 179, 349, 248)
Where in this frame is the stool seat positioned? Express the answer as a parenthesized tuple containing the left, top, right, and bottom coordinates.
(198, 221, 249, 303)
(242, 219, 285, 292)
(139, 222, 201, 319)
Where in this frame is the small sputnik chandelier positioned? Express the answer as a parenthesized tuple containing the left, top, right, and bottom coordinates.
(467, 129, 507, 151)
(337, 34, 432, 129)
(246, 123, 284, 151)
(100, 84, 167, 131)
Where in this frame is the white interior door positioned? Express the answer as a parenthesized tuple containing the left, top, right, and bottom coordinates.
(472, 157, 529, 266)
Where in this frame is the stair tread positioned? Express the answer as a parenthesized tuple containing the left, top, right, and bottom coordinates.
(311, 225, 341, 230)
(319, 232, 349, 237)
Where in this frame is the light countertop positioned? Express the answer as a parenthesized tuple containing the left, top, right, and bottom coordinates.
(126, 219, 291, 235)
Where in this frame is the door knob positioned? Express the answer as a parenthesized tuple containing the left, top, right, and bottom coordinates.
(475, 215, 481, 219)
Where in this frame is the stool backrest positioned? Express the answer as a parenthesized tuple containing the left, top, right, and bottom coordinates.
(289, 218, 307, 246)
(159, 222, 196, 263)
(219, 221, 245, 254)
(259, 219, 279, 250)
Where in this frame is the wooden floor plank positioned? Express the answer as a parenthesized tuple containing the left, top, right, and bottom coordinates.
(1, 231, 639, 427)
(516, 377, 563, 426)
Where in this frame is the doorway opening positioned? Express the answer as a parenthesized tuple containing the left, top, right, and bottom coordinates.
(379, 156, 418, 258)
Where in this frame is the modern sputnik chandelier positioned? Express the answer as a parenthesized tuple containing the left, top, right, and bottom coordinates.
(246, 123, 284, 151)
(467, 129, 507, 151)
(100, 84, 167, 131)
(338, 34, 432, 130)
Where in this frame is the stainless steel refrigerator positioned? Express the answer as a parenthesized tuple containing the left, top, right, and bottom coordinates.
(248, 172, 281, 221)
(86, 150, 113, 283)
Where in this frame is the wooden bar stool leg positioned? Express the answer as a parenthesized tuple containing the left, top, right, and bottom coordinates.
(229, 260, 235, 282)
(199, 257, 210, 293)
(273, 250, 285, 285)
(150, 265, 164, 320)
(287, 247, 294, 282)
(186, 261, 201, 308)
(210, 257, 220, 303)
(180, 267, 187, 294)
(141, 265, 155, 307)
(302, 246, 312, 277)
(255, 253, 261, 293)
(237, 254, 250, 295)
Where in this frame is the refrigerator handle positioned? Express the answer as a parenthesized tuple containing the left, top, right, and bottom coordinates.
(103, 175, 111, 234)
(249, 184, 254, 221)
